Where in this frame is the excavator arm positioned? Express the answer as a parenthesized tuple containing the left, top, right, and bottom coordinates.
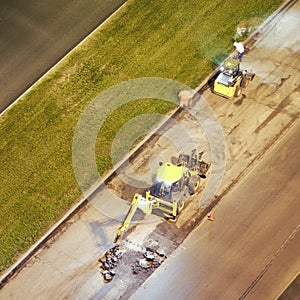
(114, 193, 154, 243)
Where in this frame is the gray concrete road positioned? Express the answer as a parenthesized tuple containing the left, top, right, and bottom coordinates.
(1, 0, 299, 299)
(130, 119, 300, 300)
(0, 0, 127, 112)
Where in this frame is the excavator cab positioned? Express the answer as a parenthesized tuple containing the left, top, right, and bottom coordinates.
(153, 162, 187, 200)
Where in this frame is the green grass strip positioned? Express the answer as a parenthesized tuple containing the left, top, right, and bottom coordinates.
(0, 0, 284, 272)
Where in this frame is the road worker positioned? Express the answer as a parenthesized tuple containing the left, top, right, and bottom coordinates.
(233, 41, 245, 62)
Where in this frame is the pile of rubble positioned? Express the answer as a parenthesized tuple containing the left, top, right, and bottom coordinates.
(132, 247, 166, 274)
(98, 245, 123, 283)
(99, 244, 167, 283)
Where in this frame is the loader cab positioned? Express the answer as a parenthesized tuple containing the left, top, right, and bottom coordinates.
(218, 58, 240, 86)
(213, 58, 244, 98)
(221, 58, 240, 76)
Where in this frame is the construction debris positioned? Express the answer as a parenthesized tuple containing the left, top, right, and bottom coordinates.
(156, 247, 166, 257)
(132, 247, 166, 275)
(138, 258, 151, 269)
(98, 245, 123, 283)
(144, 250, 155, 260)
(99, 243, 167, 283)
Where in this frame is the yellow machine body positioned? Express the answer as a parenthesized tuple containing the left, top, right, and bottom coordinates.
(114, 150, 210, 243)
(213, 74, 243, 98)
(213, 58, 254, 98)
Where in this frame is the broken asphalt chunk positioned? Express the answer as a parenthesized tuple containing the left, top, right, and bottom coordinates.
(144, 250, 155, 261)
(139, 258, 151, 269)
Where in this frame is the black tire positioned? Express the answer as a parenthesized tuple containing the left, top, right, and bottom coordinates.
(188, 175, 201, 194)
(172, 191, 185, 215)
(241, 76, 249, 88)
(234, 86, 242, 97)
(152, 182, 161, 196)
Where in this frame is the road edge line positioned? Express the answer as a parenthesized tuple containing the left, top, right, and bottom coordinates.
(0, 0, 297, 289)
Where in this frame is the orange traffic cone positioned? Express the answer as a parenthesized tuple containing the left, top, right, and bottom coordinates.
(207, 211, 214, 221)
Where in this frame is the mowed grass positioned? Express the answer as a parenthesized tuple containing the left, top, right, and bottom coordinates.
(0, 0, 284, 272)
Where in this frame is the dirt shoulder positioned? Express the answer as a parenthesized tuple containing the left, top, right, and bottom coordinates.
(1, 0, 299, 299)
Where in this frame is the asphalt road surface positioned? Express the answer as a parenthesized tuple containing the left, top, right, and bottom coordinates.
(131, 119, 300, 300)
(0, 0, 299, 299)
(0, 0, 127, 113)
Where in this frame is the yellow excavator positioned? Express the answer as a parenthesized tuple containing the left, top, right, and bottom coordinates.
(114, 150, 210, 243)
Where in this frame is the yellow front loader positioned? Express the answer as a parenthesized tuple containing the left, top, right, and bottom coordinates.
(213, 58, 255, 98)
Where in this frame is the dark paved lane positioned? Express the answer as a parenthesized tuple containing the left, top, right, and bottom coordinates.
(0, 0, 127, 113)
(131, 121, 300, 300)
